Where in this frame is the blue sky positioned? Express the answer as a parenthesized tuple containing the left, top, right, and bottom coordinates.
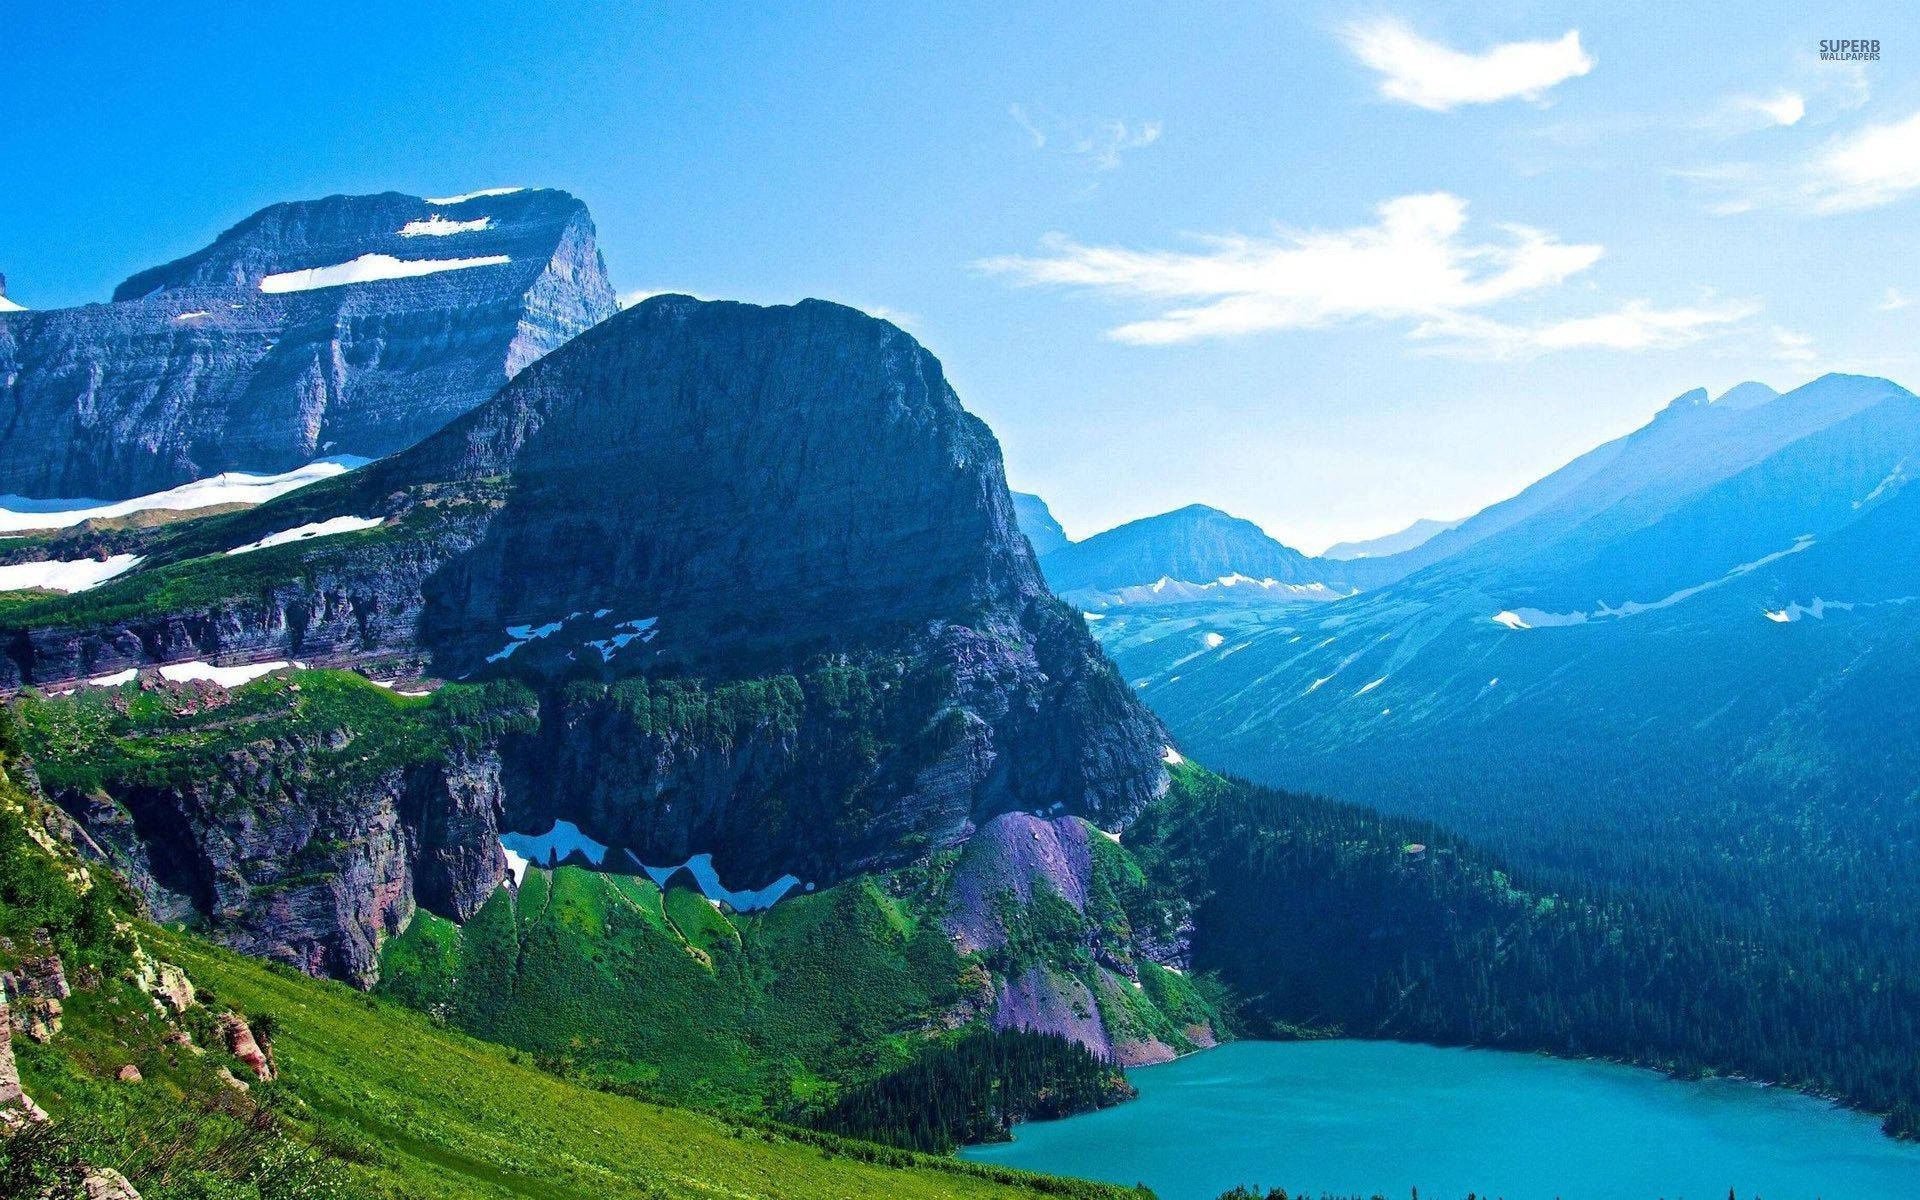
(5, 2, 1918, 550)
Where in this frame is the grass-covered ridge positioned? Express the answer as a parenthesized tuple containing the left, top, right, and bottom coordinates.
(14, 669, 535, 797)
(375, 827, 1215, 1122)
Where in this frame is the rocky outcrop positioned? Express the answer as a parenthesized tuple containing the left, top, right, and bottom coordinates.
(0, 188, 615, 500)
(941, 811, 1211, 1066)
(218, 1012, 274, 1081)
(62, 725, 515, 986)
(3, 949, 70, 1044)
(0, 986, 47, 1124)
(83, 1169, 143, 1200)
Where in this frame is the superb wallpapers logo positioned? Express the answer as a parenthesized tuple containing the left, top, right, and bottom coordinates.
(1820, 38, 1881, 60)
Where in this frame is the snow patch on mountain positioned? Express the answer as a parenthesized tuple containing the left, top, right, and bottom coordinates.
(487, 620, 566, 663)
(627, 850, 805, 912)
(1500, 536, 1819, 628)
(158, 660, 290, 687)
(502, 819, 609, 868)
(1078, 573, 1347, 610)
(226, 515, 383, 556)
(0, 457, 366, 533)
(0, 554, 143, 593)
(1765, 595, 1919, 623)
(399, 215, 492, 237)
(585, 616, 659, 661)
(259, 253, 510, 293)
(423, 187, 524, 205)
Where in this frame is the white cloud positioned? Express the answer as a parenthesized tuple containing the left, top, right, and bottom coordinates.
(1008, 105, 1162, 169)
(1770, 327, 1817, 365)
(1688, 106, 1920, 215)
(980, 194, 1752, 355)
(1882, 287, 1914, 311)
(1741, 91, 1806, 127)
(1008, 104, 1048, 149)
(1415, 301, 1759, 360)
(1342, 19, 1592, 111)
(1800, 108, 1920, 213)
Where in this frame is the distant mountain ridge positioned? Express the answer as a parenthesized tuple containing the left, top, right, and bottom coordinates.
(1011, 491, 1070, 557)
(1038, 503, 1354, 605)
(1093, 372, 1920, 970)
(1321, 516, 1460, 561)
(0, 187, 616, 500)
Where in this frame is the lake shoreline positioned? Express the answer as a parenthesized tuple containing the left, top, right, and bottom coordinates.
(962, 1038, 1920, 1200)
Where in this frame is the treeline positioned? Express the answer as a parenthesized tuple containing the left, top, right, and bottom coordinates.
(812, 1030, 1134, 1153)
(1130, 766, 1920, 1139)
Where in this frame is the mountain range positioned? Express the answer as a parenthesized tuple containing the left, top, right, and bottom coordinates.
(1092, 374, 1920, 946)
(6, 184, 1920, 1199)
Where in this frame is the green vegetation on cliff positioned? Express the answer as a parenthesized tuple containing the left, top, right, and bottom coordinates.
(14, 669, 535, 799)
(380, 865, 971, 1110)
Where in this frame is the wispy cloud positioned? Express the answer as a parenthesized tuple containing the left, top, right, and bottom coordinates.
(1008, 104, 1162, 170)
(1882, 287, 1914, 311)
(1770, 327, 1817, 366)
(1341, 19, 1592, 112)
(1008, 103, 1049, 149)
(1689, 98, 1920, 216)
(977, 193, 1750, 357)
(1738, 90, 1806, 127)
(1416, 302, 1759, 360)
(1799, 107, 1920, 213)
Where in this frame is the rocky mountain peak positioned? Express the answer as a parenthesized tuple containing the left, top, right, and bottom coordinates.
(0, 188, 616, 501)
(388, 294, 1046, 665)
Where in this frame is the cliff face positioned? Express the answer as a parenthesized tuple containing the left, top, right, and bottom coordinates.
(57, 721, 517, 986)
(0, 189, 615, 500)
(18, 296, 1168, 986)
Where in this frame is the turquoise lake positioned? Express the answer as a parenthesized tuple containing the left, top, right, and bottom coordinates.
(959, 1041, 1920, 1200)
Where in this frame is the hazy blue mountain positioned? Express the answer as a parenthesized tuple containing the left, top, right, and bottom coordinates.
(1326, 380, 1806, 589)
(1037, 503, 1352, 607)
(0, 188, 616, 500)
(1012, 490, 1070, 557)
(1095, 372, 1920, 950)
(1321, 516, 1460, 560)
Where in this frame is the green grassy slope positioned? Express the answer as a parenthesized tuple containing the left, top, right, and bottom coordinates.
(160, 935, 1138, 1200)
(0, 735, 1141, 1200)
(380, 864, 970, 1110)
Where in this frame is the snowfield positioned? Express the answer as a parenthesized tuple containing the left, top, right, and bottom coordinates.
(157, 660, 291, 687)
(0, 554, 143, 593)
(226, 515, 383, 556)
(399, 215, 492, 237)
(423, 187, 524, 204)
(259, 252, 509, 293)
(0, 457, 367, 533)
